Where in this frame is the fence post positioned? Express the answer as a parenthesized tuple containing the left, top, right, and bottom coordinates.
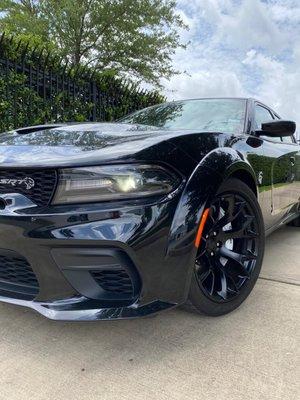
(92, 81, 97, 121)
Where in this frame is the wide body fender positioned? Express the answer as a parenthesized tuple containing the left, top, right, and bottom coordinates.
(165, 148, 258, 301)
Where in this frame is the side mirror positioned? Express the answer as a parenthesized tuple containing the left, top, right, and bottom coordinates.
(256, 120, 296, 138)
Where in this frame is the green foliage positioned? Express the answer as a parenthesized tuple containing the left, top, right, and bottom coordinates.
(248, 153, 295, 191)
(0, 71, 91, 131)
(0, 35, 165, 132)
(0, 0, 187, 86)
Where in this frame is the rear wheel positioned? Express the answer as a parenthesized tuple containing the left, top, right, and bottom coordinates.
(189, 178, 265, 316)
(287, 214, 300, 227)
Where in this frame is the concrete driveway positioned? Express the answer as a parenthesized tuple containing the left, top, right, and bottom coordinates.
(0, 226, 299, 400)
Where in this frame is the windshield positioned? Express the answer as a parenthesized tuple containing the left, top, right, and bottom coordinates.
(120, 99, 247, 134)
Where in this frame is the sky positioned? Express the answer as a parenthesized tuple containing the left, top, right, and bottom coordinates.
(163, 0, 300, 138)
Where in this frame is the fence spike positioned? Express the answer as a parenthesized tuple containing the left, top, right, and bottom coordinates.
(30, 43, 39, 59)
(90, 68, 97, 80)
(37, 47, 44, 63)
(20, 41, 30, 61)
(44, 51, 51, 67)
(62, 59, 69, 74)
(0, 32, 5, 46)
(15, 39, 23, 52)
(73, 65, 80, 77)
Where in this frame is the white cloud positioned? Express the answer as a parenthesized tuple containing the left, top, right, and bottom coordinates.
(219, 0, 286, 51)
(164, 70, 244, 99)
(242, 49, 300, 127)
(164, 0, 300, 138)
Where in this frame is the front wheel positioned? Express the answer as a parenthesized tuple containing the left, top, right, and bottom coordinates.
(189, 178, 265, 316)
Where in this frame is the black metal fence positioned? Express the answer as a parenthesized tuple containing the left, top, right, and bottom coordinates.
(0, 34, 164, 132)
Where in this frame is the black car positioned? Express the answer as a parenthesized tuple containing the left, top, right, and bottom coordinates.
(0, 98, 299, 320)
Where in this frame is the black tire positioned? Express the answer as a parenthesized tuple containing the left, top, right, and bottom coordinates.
(189, 178, 265, 316)
(287, 214, 300, 227)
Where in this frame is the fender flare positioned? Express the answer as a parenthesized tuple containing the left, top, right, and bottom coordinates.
(166, 148, 258, 298)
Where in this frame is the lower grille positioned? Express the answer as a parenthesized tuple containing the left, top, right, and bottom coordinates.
(0, 169, 57, 206)
(91, 269, 134, 298)
(0, 251, 39, 299)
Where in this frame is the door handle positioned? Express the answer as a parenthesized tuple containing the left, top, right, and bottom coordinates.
(290, 156, 295, 166)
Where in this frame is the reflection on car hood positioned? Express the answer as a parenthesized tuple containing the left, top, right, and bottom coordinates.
(0, 123, 201, 168)
(0, 123, 164, 147)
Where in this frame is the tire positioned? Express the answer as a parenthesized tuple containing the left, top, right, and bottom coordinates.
(189, 178, 265, 316)
(287, 214, 300, 227)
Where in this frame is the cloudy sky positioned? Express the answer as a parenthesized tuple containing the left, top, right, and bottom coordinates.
(164, 0, 300, 137)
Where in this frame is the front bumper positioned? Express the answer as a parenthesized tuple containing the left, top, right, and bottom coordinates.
(0, 192, 196, 320)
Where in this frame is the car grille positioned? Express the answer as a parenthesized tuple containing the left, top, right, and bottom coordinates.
(90, 269, 134, 297)
(0, 169, 57, 206)
(0, 252, 39, 298)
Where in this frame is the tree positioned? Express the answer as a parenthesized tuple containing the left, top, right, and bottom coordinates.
(0, 0, 187, 86)
(0, 1, 49, 44)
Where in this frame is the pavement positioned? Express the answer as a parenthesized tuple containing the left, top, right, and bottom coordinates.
(0, 226, 299, 400)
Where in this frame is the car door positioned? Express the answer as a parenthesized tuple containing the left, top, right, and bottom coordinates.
(280, 133, 300, 207)
(253, 103, 296, 225)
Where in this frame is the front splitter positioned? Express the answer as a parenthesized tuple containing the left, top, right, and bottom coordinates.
(0, 294, 176, 321)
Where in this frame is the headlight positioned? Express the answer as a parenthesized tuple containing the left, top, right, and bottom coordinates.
(53, 164, 180, 205)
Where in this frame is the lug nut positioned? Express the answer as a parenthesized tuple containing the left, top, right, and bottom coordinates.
(213, 232, 217, 237)
(210, 251, 214, 256)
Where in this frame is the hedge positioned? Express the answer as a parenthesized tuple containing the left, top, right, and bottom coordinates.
(0, 33, 165, 132)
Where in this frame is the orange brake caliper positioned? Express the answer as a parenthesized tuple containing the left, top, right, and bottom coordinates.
(195, 208, 210, 249)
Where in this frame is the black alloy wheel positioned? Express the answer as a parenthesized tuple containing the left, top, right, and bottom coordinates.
(189, 178, 265, 316)
(287, 212, 300, 227)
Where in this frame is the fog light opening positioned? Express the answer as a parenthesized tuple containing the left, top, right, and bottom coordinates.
(0, 198, 7, 210)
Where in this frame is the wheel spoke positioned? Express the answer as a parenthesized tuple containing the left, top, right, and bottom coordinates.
(219, 216, 256, 241)
(215, 197, 247, 229)
(208, 270, 216, 296)
(230, 263, 250, 279)
(196, 265, 216, 297)
(197, 247, 205, 258)
(217, 270, 228, 300)
(220, 246, 257, 261)
(197, 251, 211, 266)
(227, 275, 240, 294)
(198, 268, 210, 283)
(212, 196, 232, 229)
(208, 207, 217, 225)
(222, 230, 257, 240)
(215, 259, 240, 294)
(219, 247, 255, 278)
(229, 201, 247, 224)
(225, 196, 235, 221)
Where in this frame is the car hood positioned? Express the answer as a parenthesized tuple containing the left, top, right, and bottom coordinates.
(0, 123, 202, 168)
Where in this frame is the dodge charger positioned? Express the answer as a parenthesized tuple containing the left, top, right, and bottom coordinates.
(0, 98, 299, 320)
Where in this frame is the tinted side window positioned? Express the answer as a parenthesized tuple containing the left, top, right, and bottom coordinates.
(255, 105, 282, 142)
(254, 105, 274, 129)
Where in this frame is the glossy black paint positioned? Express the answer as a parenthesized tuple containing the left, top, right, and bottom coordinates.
(260, 120, 296, 138)
(0, 98, 299, 320)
